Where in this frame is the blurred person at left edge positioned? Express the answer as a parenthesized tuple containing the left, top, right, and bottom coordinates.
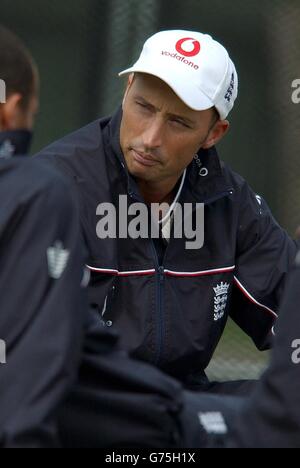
(0, 25, 39, 158)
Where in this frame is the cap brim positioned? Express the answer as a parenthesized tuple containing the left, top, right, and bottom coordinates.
(119, 63, 214, 112)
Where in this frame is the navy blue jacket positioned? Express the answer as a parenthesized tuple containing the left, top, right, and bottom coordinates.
(36, 108, 298, 385)
(0, 158, 86, 447)
(1, 159, 300, 448)
(0, 158, 185, 448)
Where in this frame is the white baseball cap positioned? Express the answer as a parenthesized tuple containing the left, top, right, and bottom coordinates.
(119, 30, 238, 119)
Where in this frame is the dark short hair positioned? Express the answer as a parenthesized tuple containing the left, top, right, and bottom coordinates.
(212, 107, 220, 123)
(0, 25, 37, 110)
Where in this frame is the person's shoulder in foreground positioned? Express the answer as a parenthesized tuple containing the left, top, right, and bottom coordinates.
(0, 156, 68, 195)
(0, 157, 87, 448)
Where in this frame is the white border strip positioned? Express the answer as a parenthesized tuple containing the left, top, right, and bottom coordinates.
(234, 276, 278, 319)
(165, 265, 236, 277)
(87, 265, 236, 278)
(87, 265, 156, 277)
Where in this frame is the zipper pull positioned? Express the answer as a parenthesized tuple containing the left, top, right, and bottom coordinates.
(158, 266, 165, 281)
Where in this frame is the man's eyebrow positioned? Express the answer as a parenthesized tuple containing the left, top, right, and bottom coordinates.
(134, 95, 157, 109)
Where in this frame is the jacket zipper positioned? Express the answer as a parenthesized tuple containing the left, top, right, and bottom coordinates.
(129, 188, 233, 366)
(149, 189, 234, 365)
(129, 190, 166, 365)
(150, 242, 165, 366)
(100, 283, 116, 327)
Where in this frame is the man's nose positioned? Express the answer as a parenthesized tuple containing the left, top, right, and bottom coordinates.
(142, 119, 164, 149)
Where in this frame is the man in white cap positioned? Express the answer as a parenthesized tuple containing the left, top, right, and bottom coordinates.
(36, 30, 298, 395)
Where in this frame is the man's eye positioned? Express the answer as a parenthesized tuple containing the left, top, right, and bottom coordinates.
(171, 119, 190, 128)
(136, 101, 150, 110)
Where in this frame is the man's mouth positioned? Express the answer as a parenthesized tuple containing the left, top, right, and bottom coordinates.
(131, 149, 159, 167)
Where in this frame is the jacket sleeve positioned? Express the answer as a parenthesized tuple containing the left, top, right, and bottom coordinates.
(0, 160, 187, 449)
(56, 303, 185, 448)
(230, 181, 299, 350)
(0, 160, 87, 448)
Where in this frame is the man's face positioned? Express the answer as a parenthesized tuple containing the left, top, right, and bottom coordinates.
(0, 92, 39, 132)
(16, 93, 39, 131)
(120, 73, 222, 184)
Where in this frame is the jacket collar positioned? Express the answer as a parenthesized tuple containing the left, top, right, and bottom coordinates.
(103, 107, 141, 199)
(104, 107, 232, 203)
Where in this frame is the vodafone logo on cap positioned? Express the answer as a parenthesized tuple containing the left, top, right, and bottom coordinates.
(175, 37, 201, 57)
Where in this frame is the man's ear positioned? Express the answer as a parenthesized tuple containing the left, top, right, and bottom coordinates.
(202, 120, 230, 149)
(0, 93, 23, 131)
(122, 73, 135, 108)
